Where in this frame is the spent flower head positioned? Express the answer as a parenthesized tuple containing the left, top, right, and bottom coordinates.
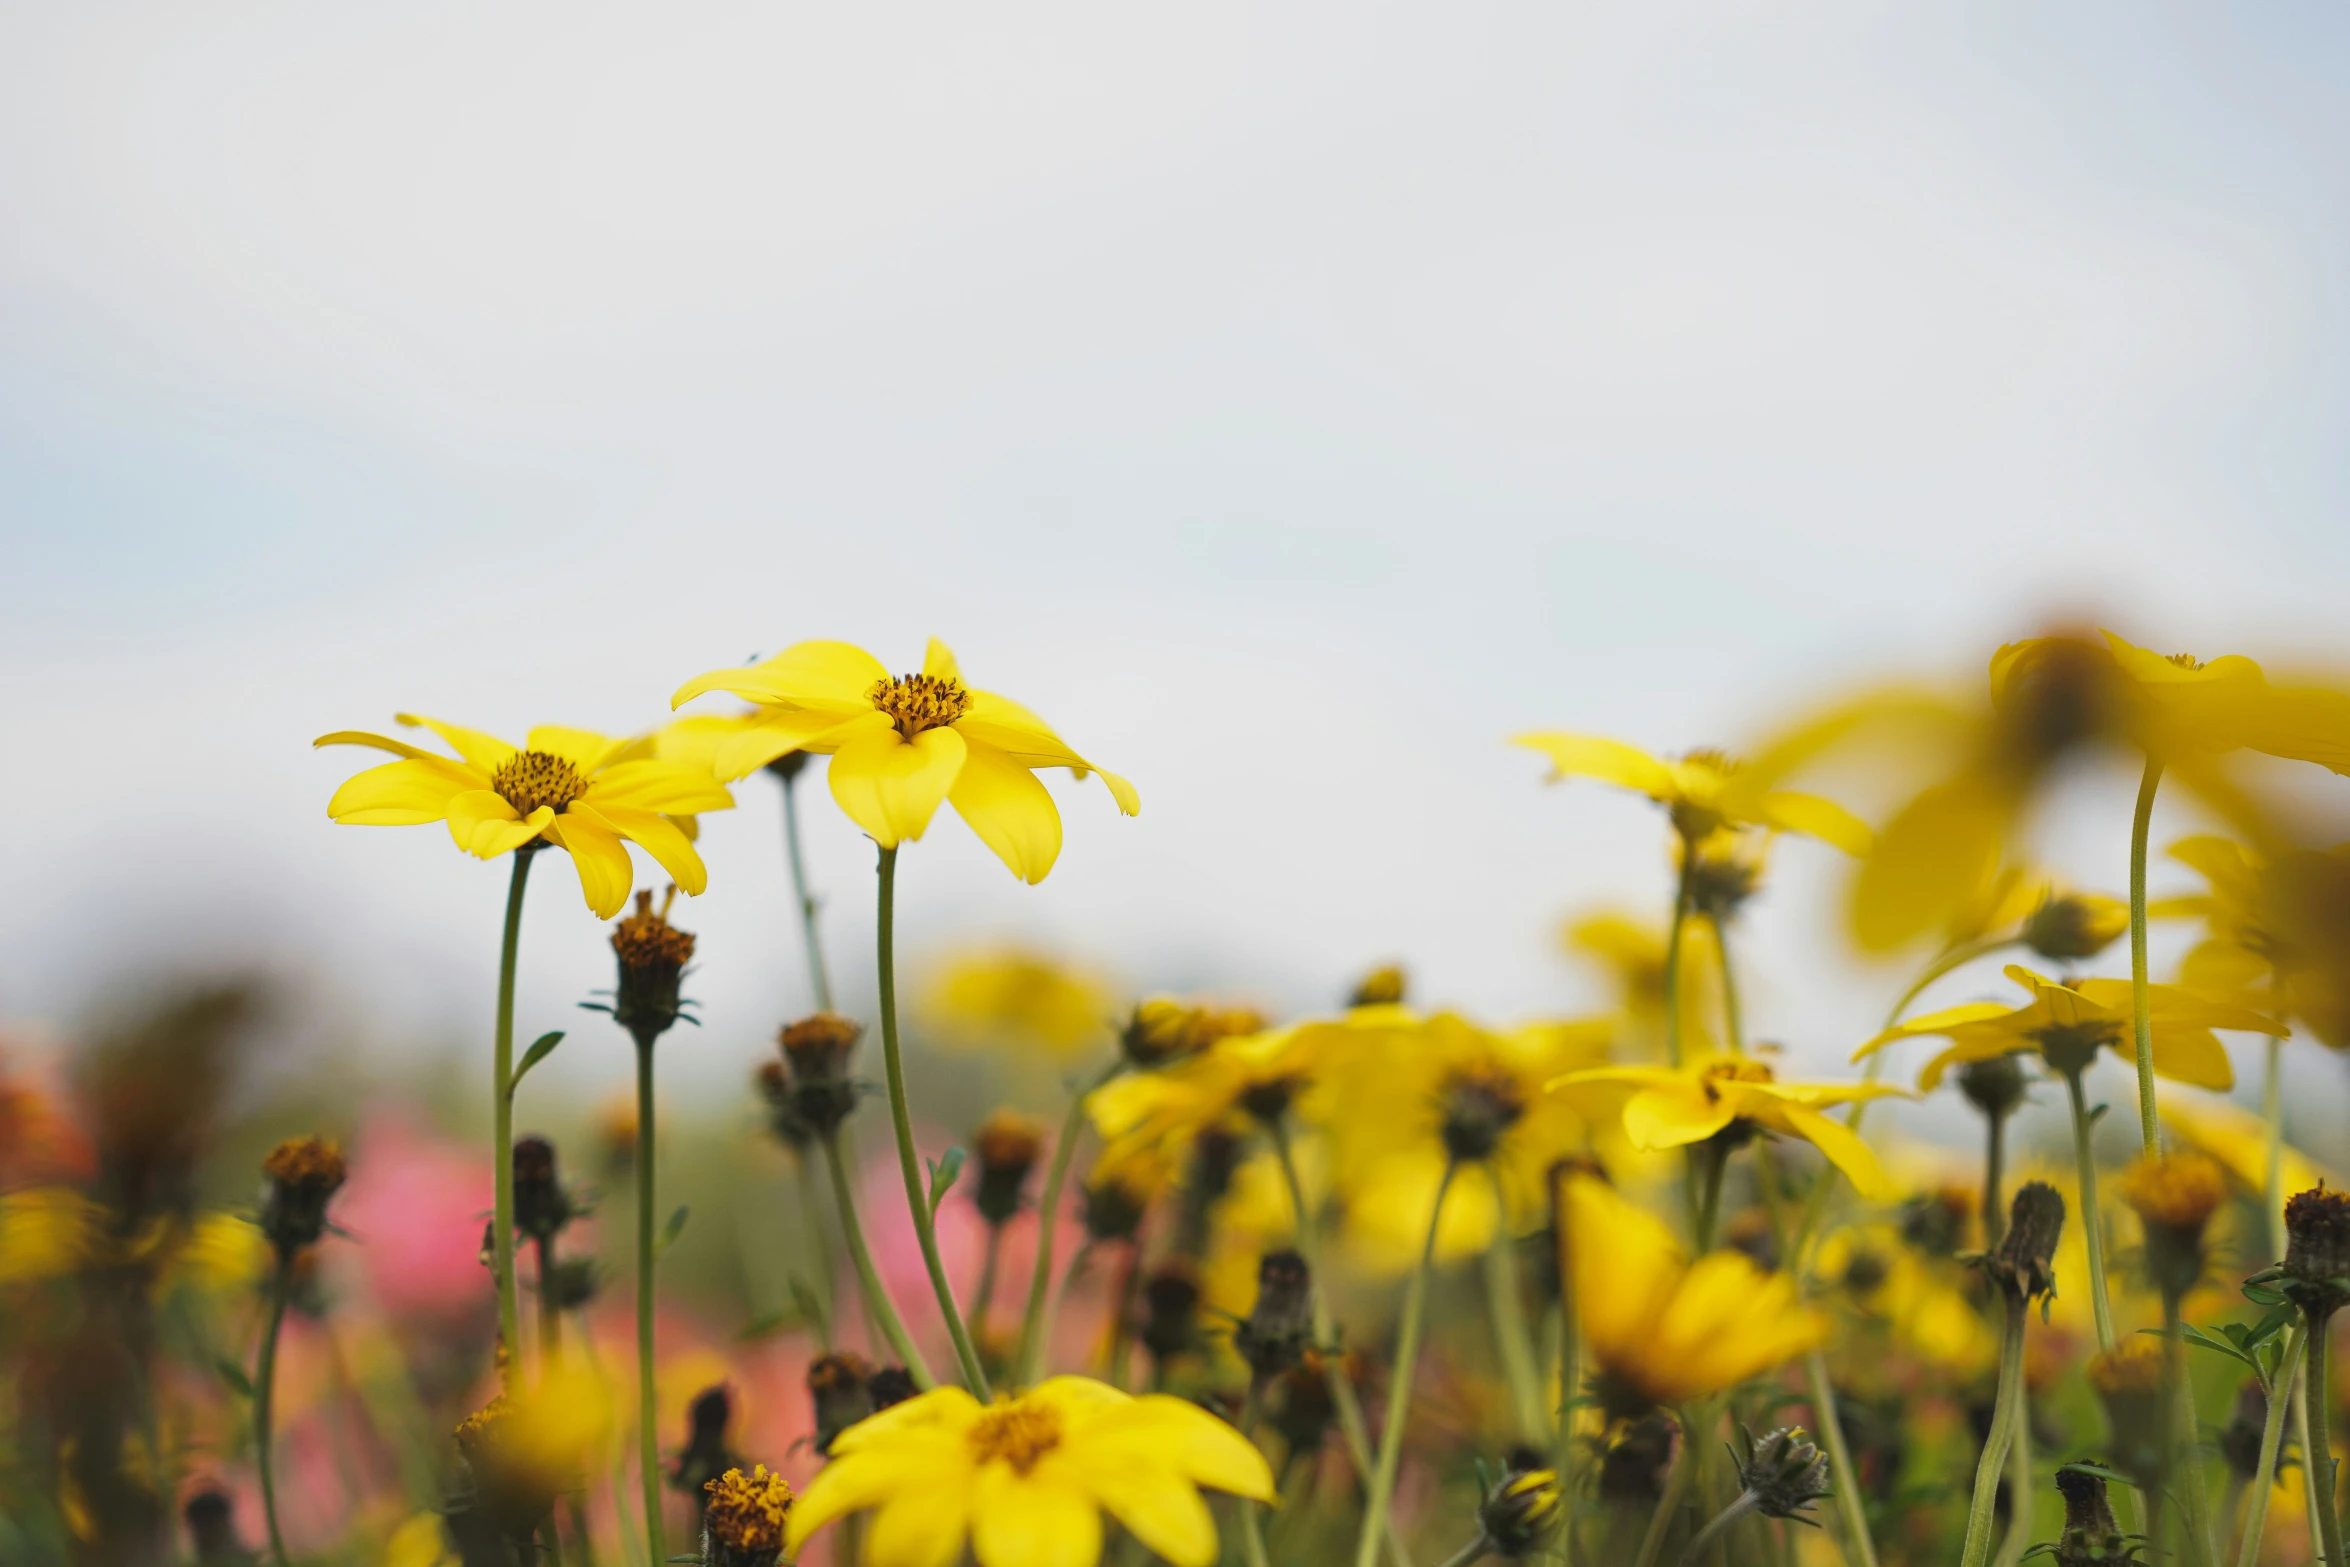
(701, 1465, 794, 1567)
(259, 1135, 346, 1258)
(1734, 1424, 1833, 1522)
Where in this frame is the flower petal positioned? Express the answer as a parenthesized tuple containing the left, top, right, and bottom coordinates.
(1064, 1447, 1218, 1567)
(324, 758, 481, 824)
(315, 729, 436, 761)
(673, 640, 889, 710)
(2145, 1026, 2236, 1091)
(786, 1443, 969, 1559)
(969, 1461, 1102, 1567)
(583, 760, 737, 815)
(830, 1388, 984, 1454)
(1093, 1398, 1274, 1501)
(1754, 789, 1872, 856)
(525, 725, 624, 773)
(1511, 732, 1677, 800)
(395, 714, 518, 772)
(923, 638, 960, 681)
(570, 801, 708, 896)
(1620, 1083, 1734, 1150)
(709, 709, 887, 779)
(1849, 779, 2008, 953)
(543, 812, 635, 918)
(868, 1478, 979, 1567)
(1761, 1098, 1899, 1201)
(446, 789, 520, 855)
(828, 726, 968, 847)
(948, 740, 1064, 883)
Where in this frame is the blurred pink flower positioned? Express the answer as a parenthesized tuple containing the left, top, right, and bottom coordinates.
(335, 1113, 491, 1320)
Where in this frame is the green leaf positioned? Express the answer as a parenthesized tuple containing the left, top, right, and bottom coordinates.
(508, 1032, 566, 1096)
(216, 1358, 254, 1398)
(2060, 1461, 2138, 1489)
(2170, 1323, 2257, 1371)
(925, 1146, 966, 1220)
(2087, 1102, 2110, 1125)
(656, 1205, 690, 1258)
(735, 1307, 805, 1343)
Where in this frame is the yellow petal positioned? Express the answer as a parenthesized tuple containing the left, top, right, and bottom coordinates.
(572, 801, 708, 896)
(1621, 1083, 1734, 1150)
(1850, 779, 2009, 952)
(709, 709, 885, 779)
(969, 1462, 1101, 1567)
(395, 714, 518, 772)
(1915, 1038, 2019, 1093)
(1511, 732, 1676, 800)
(829, 1387, 983, 1454)
(828, 726, 968, 847)
(2236, 683, 2350, 773)
(314, 729, 436, 760)
(2145, 1026, 2236, 1091)
(673, 640, 890, 711)
(446, 789, 522, 855)
(543, 812, 634, 918)
(1094, 1397, 1275, 1501)
(923, 638, 961, 681)
(525, 725, 624, 773)
(869, 1478, 979, 1567)
(1850, 1002, 2021, 1063)
(787, 1442, 970, 1559)
(948, 741, 1064, 884)
(1762, 1098, 1898, 1200)
(1755, 790, 1872, 856)
(325, 758, 481, 825)
(584, 759, 737, 815)
(1065, 1448, 1217, 1567)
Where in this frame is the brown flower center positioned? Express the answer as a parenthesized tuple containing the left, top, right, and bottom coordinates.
(967, 1399, 1063, 1474)
(493, 750, 589, 816)
(869, 673, 972, 738)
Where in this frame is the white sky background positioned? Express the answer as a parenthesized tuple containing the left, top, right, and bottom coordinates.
(3, 2, 2349, 1133)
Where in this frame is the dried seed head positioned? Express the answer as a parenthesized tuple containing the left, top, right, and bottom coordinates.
(1737, 1425, 1833, 1522)
(1986, 1181, 2065, 1303)
(2052, 1463, 2135, 1566)
(1139, 1259, 1203, 1366)
(701, 1465, 794, 1567)
(1234, 1249, 1315, 1381)
(610, 888, 695, 1043)
(2285, 1185, 2350, 1314)
(775, 1013, 864, 1134)
(970, 1111, 1046, 1226)
(806, 1353, 874, 1456)
(865, 1365, 919, 1413)
(260, 1135, 346, 1256)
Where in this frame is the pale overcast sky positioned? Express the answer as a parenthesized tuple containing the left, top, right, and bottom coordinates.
(4, 3, 2348, 1116)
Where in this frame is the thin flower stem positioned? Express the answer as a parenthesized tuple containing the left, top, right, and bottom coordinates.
(1433, 1539, 1492, 1567)
(1662, 849, 1697, 1068)
(2167, 1296, 2220, 1567)
(1632, 1425, 1699, 1567)
(1958, 1296, 2027, 1567)
(817, 1128, 933, 1386)
(1715, 915, 1743, 1056)
(2128, 756, 2165, 1157)
(253, 1257, 293, 1567)
(970, 1223, 1004, 1343)
(1352, 1159, 1461, 1567)
(1236, 1383, 1274, 1567)
(1993, 1379, 2032, 1567)
(2234, 1324, 2307, 1567)
(1104, 1245, 1137, 1391)
(1014, 1060, 1122, 1387)
(1983, 1111, 2008, 1249)
(2264, 1034, 2286, 1260)
(633, 1036, 664, 1567)
(1679, 1491, 1762, 1567)
(2062, 1069, 2118, 1351)
(779, 768, 834, 1013)
(1691, 1144, 1728, 1254)
(1480, 1171, 1548, 1440)
(491, 847, 535, 1395)
(1270, 1121, 1412, 1567)
(2309, 1309, 2345, 1567)
(873, 846, 991, 1396)
(793, 1155, 837, 1352)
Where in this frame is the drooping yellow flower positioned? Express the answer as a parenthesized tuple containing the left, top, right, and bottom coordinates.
(316, 717, 733, 917)
(919, 948, 1118, 1062)
(784, 1376, 1272, 1567)
(672, 639, 1136, 883)
(1854, 964, 2285, 1091)
(1549, 1056, 1906, 1200)
(1562, 1173, 1826, 1416)
(1511, 735, 1871, 854)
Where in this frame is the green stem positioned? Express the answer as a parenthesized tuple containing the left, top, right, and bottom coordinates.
(1662, 851, 1696, 1068)
(2167, 1296, 2219, 1567)
(2265, 1033, 2286, 1261)
(1480, 1174, 1548, 1440)
(971, 1224, 1004, 1345)
(2062, 1070, 2118, 1350)
(1958, 1296, 2028, 1567)
(1237, 1384, 1273, 1567)
(779, 768, 834, 1013)
(2234, 1324, 2307, 1567)
(1691, 1144, 1727, 1254)
(253, 1258, 293, 1567)
(1983, 1112, 2008, 1250)
(1632, 1426, 1699, 1567)
(491, 847, 535, 1395)
(1014, 1061, 1121, 1387)
(1679, 1491, 1761, 1567)
(2129, 757, 2165, 1157)
(1104, 1246, 1138, 1391)
(535, 1234, 563, 1373)
(818, 1129, 933, 1386)
(1993, 1377, 2033, 1567)
(873, 846, 990, 1396)
(1433, 1540, 1492, 1567)
(1351, 1159, 1459, 1567)
(1550, 1299, 1579, 1567)
(1270, 1121, 1411, 1567)
(1715, 915, 1743, 1056)
(634, 1037, 664, 1567)
(2310, 1310, 2344, 1567)
(793, 1155, 837, 1352)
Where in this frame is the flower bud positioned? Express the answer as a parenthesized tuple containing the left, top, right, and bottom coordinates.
(511, 1136, 574, 1243)
(754, 1061, 814, 1151)
(1139, 1259, 1203, 1368)
(1268, 1347, 1350, 1455)
(1957, 1054, 2029, 1123)
(776, 1014, 864, 1135)
(2052, 1463, 2129, 1567)
(2086, 1338, 2167, 1487)
(2284, 1185, 2350, 1316)
(865, 1365, 919, 1413)
(183, 1487, 247, 1565)
(970, 1112, 1046, 1227)
(259, 1136, 346, 1259)
(2023, 893, 2130, 961)
(700, 1465, 794, 1567)
(1479, 1447, 1563, 1555)
(1348, 965, 1407, 1009)
(1120, 998, 1203, 1069)
(545, 1258, 599, 1312)
(670, 1385, 740, 1507)
(1083, 1173, 1151, 1243)
(2119, 1152, 2226, 1301)
(1985, 1181, 2064, 1303)
(807, 1352, 875, 1456)
(1736, 1425, 1832, 1522)
(1439, 1064, 1528, 1164)
(1234, 1249, 1315, 1381)
(608, 888, 695, 1044)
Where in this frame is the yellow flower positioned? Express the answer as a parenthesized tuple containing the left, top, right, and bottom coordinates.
(1087, 1012, 1372, 1166)
(1511, 735, 1871, 854)
(672, 639, 1137, 883)
(783, 1376, 1272, 1567)
(2156, 835, 2274, 996)
(0, 1187, 101, 1284)
(2159, 1087, 2329, 1199)
(919, 948, 1118, 1063)
(1854, 964, 2285, 1091)
(1562, 1173, 1826, 1415)
(1562, 908, 1723, 1059)
(1549, 1056, 1906, 1200)
(2073, 631, 2350, 767)
(316, 716, 733, 917)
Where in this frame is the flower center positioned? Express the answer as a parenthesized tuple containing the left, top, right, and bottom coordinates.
(1700, 1060, 1775, 1101)
(967, 1400, 1063, 1474)
(492, 750, 588, 816)
(869, 673, 972, 738)
(2164, 651, 2207, 671)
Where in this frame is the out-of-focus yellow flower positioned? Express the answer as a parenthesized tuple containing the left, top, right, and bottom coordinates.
(155, 1211, 269, 1296)
(2262, 843, 2350, 1050)
(920, 948, 1117, 1062)
(2160, 1088, 2329, 1199)
(0, 1187, 101, 1284)
(1550, 1056, 1905, 1200)
(1088, 1011, 1376, 1169)
(1814, 1223, 1995, 1374)
(316, 717, 733, 917)
(2157, 835, 2275, 997)
(673, 639, 1136, 883)
(2081, 632, 2350, 768)
(1563, 909, 1723, 1058)
(784, 1376, 1272, 1567)
(1855, 964, 2285, 1091)
(386, 1512, 456, 1567)
(1511, 735, 1871, 854)
(1563, 1174, 1826, 1416)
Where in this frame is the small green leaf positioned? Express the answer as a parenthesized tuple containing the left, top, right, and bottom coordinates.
(736, 1307, 805, 1342)
(508, 1032, 566, 1096)
(2171, 1323, 2257, 1371)
(925, 1146, 967, 1220)
(2060, 1461, 2138, 1489)
(2086, 1102, 2111, 1125)
(216, 1358, 254, 1398)
(657, 1205, 690, 1258)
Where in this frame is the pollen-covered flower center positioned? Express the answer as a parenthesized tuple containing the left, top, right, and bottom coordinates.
(869, 673, 972, 738)
(2164, 651, 2207, 671)
(1701, 1059, 1775, 1100)
(493, 750, 589, 816)
(967, 1400, 1063, 1474)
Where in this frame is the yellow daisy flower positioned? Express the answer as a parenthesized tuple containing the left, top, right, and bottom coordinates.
(783, 1376, 1273, 1567)
(920, 948, 1119, 1063)
(1853, 964, 2285, 1092)
(671, 638, 1137, 884)
(1561, 1173, 1826, 1416)
(2156, 834, 2274, 996)
(2159, 1087, 2329, 1200)
(1549, 1056, 1905, 1200)
(316, 716, 733, 918)
(1512, 734, 1870, 853)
